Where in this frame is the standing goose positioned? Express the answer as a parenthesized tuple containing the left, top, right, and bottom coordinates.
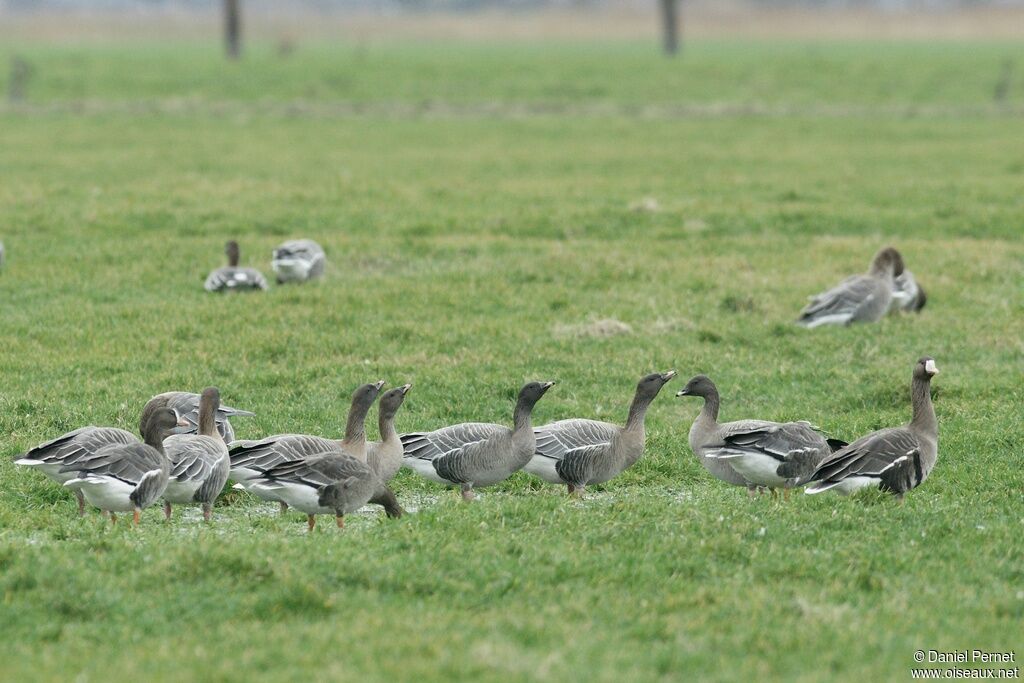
(229, 381, 385, 508)
(797, 247, 905, 328)
(14, 395, 179, 515)
(242, 453, 398, 532)
(367, 384, 412, 483)
(61, 407, 188, 524)
(271, 239, 325, 284)
(143, 391, 255, 443)
(204, 240, 269, 292)
(161, 387, 231, 521)
(890, 270, 927, 313)
(401, 381, 555, 501)
(806, 357, 940, 499)
(525, 371, 677, 495)
(676, 375, 844, 497)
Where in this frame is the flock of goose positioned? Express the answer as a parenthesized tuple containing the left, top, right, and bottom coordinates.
(9, 242, 939, 530)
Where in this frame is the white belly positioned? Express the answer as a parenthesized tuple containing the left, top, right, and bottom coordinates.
(267, 482, 331, 515)
(72, 477, 137, 512)
(712, 451, 788, 487)
(802, 313, 853, 328)
(238, 480, 285, 503)
(163, 479, 203, 504)
(16, 459, 75, 484)
(403, 457, 451, 485)
(272, 259, 312, 282)
(523, 456, 565, 484)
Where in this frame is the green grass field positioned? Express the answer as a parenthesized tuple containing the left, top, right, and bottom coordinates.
(1, 37, 1023, 682)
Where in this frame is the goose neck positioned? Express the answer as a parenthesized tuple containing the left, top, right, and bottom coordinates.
(909, 375, 937, 436)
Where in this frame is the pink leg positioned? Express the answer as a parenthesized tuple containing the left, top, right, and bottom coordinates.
(202, 503, 212, 521)
(163, 501, 172, 521)
(307, 514, 316, 532)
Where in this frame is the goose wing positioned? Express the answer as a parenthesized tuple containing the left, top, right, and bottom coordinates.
(262, 452, 372, 487)
(807, 427, 923, 492)
(712, 420, 831, 482)
(400, 423, 506, 462)
(229, 434, 339, 473)
(18, 426, 137, 466)
(554, 443, 611, 486)
(205, 267, 269, 292)
(165, 435, 228, 483)
(533, 419, 618, 462)
(60, 443, 163, 485)
(798, 275, 878, 326)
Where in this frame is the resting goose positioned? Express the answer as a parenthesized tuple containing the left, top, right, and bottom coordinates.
(230, 381, 385, 509)
(525, 371, 676, 495)
(161, 387, 231, 521)
(204, 240, 269, 292)
(890, 270, 927, 313)
(806, 357, 939, 499)
(367, 384, 412, 483)
(676, 375, 844, 497)
(14, 395, 178, 515)
(401, 381, 554, 500)
(143, 391, 254, 443)
(61, 407, 188, 524)
(271, 239, 325, 284)
(797, 247, 904, 328)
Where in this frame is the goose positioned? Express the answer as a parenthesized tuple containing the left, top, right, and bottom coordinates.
(367, 384, 412, 483)
(806, 357, 939, 499)
(525, 371, 676, 495)
(241, 453, 397, 531)
(61, 407, 188, 524)
(14, 396, 178, 515)
(204, 240, 269, 292)
(143, 391, 254, 443)
(890, 270, 927, 313)
(676, 375, 845, 497)
(161, 387, 231, 521)
(797, 247, 904, 328)
(401, 381, 554, 501)
(229, 381, 385, 509)
(271, 239, 325, 284)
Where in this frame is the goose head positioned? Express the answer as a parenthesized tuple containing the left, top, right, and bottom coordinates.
(915, 357, 940, 380)
(141, 407, 191, 445)
(378, 384, 412, 421)
(518, 381, 555, 408)
(635, 370, 677, 400)
(871, 247, 905, 278)
(675, 374, 717, 399)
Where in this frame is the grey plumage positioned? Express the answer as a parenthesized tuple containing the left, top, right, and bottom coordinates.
(61, 407, 186, 523)
(205, 240, 269, 292)
(143, 391, 254, 443)
(676, 375, 836, 492)
(526, 371, 677, 494)
(230, 381, 385, 511)
(366, 384, 412, 483)
(162, 387, 230, 520)
(401, 381, 554, 500)
(797, 247, 905, 328)
(806, 357, 940, 498)
(271, 239, 326, 284)
(890, 270, 927, 313)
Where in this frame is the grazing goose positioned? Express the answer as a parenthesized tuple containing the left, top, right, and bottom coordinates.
(229, 381, 385, 509)
(890, 270, 927, 313)
(806, 357, 939, 499)
(367, 384, 412, 483)
(14, 396, 178, 515)
(61, 407, 187, 524)
(676, 375, 843, 497)
(401, 381, 554, 501)
(204, 240, 269, 292)
(525, 371, 676, 495)
(797, 247, 905, 328)
(241, 453, 396, 532)
(143, 391, 254, 443)
(161, 387, 231, 521)
(271, 239, 325, 284)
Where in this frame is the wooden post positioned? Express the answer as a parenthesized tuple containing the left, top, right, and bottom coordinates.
(660, 0, 680, 56)
(225, 0, 241, 60)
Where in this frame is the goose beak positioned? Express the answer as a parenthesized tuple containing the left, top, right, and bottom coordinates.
(661, 370, 677, 382)
(399, 383, 412, 394)
(374, 380, 386, 391)
(924, 359, 939, 375)
(175, 414, 191, 428)
(542, 381, 556, 390)
(675, 389, 689, 397)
